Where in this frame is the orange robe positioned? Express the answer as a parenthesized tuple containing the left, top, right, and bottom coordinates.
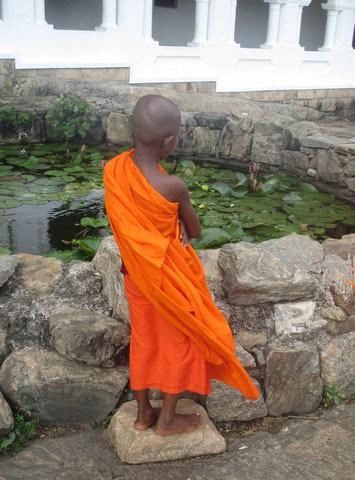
(104, 149, 260, 400)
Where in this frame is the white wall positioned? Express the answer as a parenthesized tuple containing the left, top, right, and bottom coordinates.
(45, 0, 102, 30)
(152, 0, 195, 46)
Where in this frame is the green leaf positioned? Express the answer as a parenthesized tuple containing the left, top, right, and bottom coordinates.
(19, 155, 39, 170)
(80, 216, 108, 229)
(0, 246, 11, 255)
(192, 227, 231, 249)
(282, 192, 304, 203)
(212, 182, 232, 195)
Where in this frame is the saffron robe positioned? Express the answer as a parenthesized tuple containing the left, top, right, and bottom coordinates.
(104, 149, 260, 401)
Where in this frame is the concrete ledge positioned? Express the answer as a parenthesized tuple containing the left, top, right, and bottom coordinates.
(103, 399, 226, 464)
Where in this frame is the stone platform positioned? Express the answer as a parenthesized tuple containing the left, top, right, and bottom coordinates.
(103, 399, 226, 464)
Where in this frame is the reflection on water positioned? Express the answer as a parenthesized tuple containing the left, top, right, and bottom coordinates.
(0, 190, 104, 254)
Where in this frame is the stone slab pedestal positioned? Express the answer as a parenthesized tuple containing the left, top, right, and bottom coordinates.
(103, 399, 226, 464)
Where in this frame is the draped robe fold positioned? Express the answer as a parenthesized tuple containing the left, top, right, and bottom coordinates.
(104, 149, 260, 401)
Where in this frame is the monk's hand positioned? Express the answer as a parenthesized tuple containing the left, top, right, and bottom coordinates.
(179, 219, 189, 246)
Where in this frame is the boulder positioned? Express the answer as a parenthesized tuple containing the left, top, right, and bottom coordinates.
(16, 254, 63, 295)
(273, 300, 327, 336)
(320, 331, 355, 397)
(0, 255, 18, 289)
(0, 348, 128, 425)
(322, 234, 355, 260)
(218, 235, 320, 305)
(106, 112, 132, 146)
(207, 378, 267, 422)
(265, 344, 323, 416)
(49, 306, 130, 367)
(104, 399, 226, 464)
(0, 390, 14, 436)
(92, 236, 129, 323)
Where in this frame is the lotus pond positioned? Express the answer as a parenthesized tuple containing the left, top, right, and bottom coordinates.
(0, 143, 355, 261)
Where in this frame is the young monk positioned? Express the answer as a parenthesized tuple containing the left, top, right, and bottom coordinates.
(104, 94, 260, 436)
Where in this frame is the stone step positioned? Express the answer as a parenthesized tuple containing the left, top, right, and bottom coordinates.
(103, 399, 226, 464)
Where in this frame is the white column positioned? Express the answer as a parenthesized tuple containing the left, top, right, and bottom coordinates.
(262, 1, 282, 48)
(190, 0, 209, 45)
(334, 6, 355, 49)
(228, 0, 238, 43)
(143, 0, 153, 41)
(277, 0, 311, 47)
(97, 0, 118, 30)
(34, 0, 47, 25)
(319, 6, 339, 51)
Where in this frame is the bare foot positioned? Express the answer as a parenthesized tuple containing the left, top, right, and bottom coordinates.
(153, 413, 203, 436)
(134, 407, 161, 431)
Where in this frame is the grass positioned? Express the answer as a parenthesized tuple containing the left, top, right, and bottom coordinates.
(0, 407, 39, 456)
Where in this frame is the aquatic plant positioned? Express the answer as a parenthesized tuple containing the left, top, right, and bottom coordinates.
(45, 94, 96, 152)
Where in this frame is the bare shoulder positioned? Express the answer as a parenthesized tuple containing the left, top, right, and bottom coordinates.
(164, 175, 189, 202)
(153, 174, 188, 203)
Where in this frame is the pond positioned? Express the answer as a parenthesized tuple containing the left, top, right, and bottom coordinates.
(0, 143, 355, 260)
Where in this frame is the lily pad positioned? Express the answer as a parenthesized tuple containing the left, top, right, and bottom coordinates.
(192, 227, 232, 249)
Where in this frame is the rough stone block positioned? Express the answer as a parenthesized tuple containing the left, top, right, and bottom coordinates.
(106, 112, 132, 146)
(273, 300, 326, 336)
(322, 234, 355, 261)
(0, 390, 14, 437)
(197, 248, 223, 298)
(0, 255, 18, 289)
(16, 254, 63, 295)
(316, 149, 345, 185)
(320, 331, 355, 397)
(104, 399, 226, 464)
(265, 344, 322, 416)
(0, 348, 128, 425)
(321, 254, 355, 315)
(49, 306, 129, 367)
(92, 236, 129, 323)
(218, 235, 321, 305)
(207, 379, 267, 422)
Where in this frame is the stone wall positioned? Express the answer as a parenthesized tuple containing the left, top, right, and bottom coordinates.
(1, 233, 355, 434)
(1, 60, 355, 202)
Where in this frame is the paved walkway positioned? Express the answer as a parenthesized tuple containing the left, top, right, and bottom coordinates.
(1, 402, 354, 480)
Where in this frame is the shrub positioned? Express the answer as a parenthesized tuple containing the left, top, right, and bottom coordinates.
(322, 385, 344, 409)
(45, 93, 96, 145)
(0, 106, 33, 132)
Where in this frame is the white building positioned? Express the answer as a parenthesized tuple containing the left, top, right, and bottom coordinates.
(0, 0, 354, 92)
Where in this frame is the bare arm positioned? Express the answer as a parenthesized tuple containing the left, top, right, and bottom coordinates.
(174, 178, 201, 240)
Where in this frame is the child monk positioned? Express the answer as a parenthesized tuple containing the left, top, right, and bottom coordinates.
(104, 94, 260, 436)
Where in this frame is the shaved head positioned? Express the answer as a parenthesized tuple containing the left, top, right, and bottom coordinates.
(132, 95, 181, 147)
